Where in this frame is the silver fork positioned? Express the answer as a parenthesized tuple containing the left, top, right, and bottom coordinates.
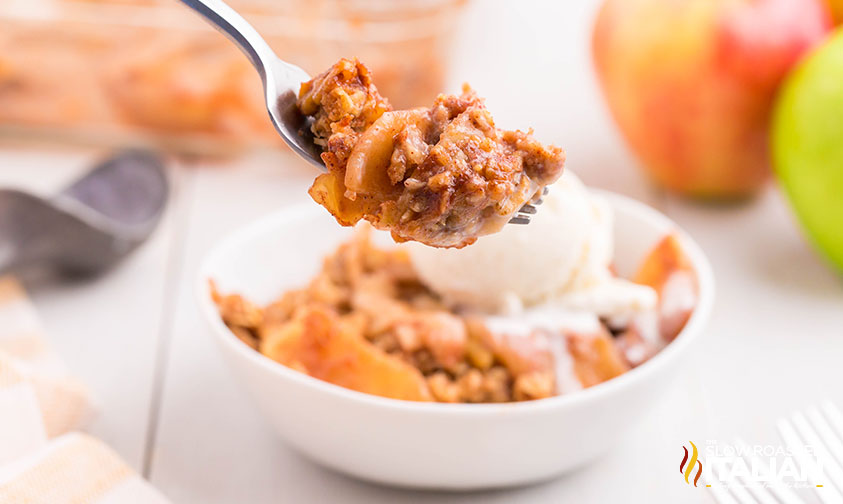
(709, 401, 843, 504)
(777, 401, 843, 503)
(178, 0, 544, 224)
(179, 0, 320, 169)
(509, 187, 547, 225)
(708, 437, 806, 504)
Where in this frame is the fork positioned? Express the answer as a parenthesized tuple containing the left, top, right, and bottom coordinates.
(178, 0, 544, 225)
(777, 401, 843, 504)
(709, 401, 843, 504)
(708, 437, 806, 504)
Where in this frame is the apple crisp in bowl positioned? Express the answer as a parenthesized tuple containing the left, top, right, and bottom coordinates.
(198, 189, 714, 488)
(212, 227, 694, 404)
(297, 58, 566, 248)
(211, 175, 702, 404)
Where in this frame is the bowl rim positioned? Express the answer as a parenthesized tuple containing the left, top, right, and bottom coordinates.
(196, 190, 715, 416)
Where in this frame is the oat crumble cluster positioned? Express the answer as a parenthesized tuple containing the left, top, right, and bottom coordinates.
(296, 58, 566, 248)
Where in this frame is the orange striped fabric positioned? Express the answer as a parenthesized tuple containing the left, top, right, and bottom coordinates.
(0, 276, 170, 503)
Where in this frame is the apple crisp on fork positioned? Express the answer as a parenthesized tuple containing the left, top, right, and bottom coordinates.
(297, 58, 566, 248)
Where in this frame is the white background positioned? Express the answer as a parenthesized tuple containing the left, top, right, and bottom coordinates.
(1, 0, 842, 502)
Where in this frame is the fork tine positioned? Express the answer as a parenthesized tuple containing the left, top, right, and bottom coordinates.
(511, 187, 550, 223)
(729, 483, 762, 504)
(704, 443, 750, 504)
(708, 453, 764, 504)
(778, 417, 843, 504)
(792, 411, 843, 494)
(734, 437, 803, 504)
(532, 187, 547, 206)
(822, 401, 843, 442)
(808, 407, 843, 468)
(709, 484, 739, 504)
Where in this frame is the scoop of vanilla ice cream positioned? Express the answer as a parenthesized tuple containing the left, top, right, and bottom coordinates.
(408, 171, 656, 320)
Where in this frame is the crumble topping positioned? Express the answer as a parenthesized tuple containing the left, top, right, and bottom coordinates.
(297, 58, 566, 248)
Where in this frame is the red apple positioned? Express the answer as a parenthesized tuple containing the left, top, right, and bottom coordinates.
(829, 0, 843, 24)
(593, 0, 831, 199)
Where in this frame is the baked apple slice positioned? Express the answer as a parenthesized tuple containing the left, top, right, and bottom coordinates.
(260, 307, 432, 402)
(633, 234, 699, 342)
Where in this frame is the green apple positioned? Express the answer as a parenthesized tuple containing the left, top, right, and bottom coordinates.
(772, 29, 843, 272)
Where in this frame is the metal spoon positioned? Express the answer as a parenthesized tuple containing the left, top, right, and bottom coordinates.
(178, 0, 543, 224)
(0, 150, 168, 277)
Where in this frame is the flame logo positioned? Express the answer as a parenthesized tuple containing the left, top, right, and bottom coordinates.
(680, 441, 703, 487)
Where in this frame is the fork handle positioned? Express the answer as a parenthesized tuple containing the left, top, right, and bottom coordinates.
(178, 0, 277, 83)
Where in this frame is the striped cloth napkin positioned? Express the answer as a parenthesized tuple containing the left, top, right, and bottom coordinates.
(0, 276, 170, 503)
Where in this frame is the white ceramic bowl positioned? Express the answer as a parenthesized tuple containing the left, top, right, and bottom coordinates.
(197, 192, 714, 490)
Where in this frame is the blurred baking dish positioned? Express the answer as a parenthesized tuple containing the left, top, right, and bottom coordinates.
(0, 0, 466, 155)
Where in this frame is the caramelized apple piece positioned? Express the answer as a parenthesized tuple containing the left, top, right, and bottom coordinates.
(465, 317, 553, 377)
(635, 234, 692, 289)
(392, 312, 467, 371)
(345, 109, 431, 196)
(512, 370, 555, 401)
(634, 234, 699, 342)
(260, 308, 432, 402)
(349, 274, 467, 372)
(568, 330, 630, 387)
(309, 172, 378, 227)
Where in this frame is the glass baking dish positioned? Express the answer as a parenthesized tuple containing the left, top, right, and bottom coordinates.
(0, 0, 467, 156)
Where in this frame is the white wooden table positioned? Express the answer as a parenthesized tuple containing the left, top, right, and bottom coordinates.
(2, 1, 842, 502)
